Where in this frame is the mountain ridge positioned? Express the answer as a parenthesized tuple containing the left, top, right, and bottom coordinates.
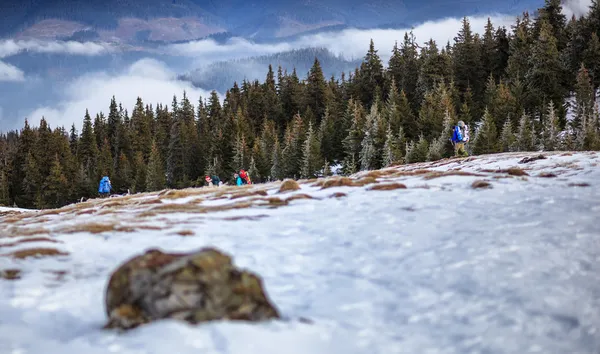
(0, 0, 544, 43)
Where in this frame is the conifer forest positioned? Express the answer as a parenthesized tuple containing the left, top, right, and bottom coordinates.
(1, 0, 600, 209)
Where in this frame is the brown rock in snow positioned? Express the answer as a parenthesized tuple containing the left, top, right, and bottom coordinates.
(104, 247, 280, 330)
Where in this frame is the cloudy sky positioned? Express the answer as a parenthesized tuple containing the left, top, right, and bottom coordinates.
(0, 0, 594, 132)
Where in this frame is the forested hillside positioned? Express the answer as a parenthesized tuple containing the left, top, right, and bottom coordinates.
(1, 0, 599, 210)
(181, 48, 362, 92)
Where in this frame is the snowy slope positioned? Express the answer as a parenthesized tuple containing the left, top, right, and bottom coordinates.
(1, 151, 600, 354)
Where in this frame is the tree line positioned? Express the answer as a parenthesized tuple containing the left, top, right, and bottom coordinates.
(1, 0, 599, 209)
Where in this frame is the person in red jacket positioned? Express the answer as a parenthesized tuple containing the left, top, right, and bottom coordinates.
(239, 169, 252, 184)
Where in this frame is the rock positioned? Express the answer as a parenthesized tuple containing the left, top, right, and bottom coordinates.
(368, 183, 407, 190)
(278, 179, 301, 193)
(519, 154, 546, 164)
(471, 180, 492, 189)
(505, 167, 529, 176)
(104, 247, 280, 330)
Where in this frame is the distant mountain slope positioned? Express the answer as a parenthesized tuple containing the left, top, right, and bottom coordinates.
(180, 47, 362, 92)
(0, 0, 545, 43)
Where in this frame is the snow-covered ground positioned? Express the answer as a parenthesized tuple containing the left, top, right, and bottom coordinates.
(1, 151, 600, 354)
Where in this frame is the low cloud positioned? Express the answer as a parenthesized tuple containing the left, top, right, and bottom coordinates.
(0, 61, 25, 81)
(26, 58, 215, 131)
(561, 0, 593, 18)
(167, 14, 517, 64)
(0, 39, 114, 59)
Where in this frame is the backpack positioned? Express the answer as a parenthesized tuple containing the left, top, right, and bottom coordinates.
(98, 176, 110, 194)
(451, 126, 463, 143)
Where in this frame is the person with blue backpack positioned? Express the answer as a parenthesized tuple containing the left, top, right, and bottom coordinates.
(451, 120, 470, 157)
(98, 176, 112, 198)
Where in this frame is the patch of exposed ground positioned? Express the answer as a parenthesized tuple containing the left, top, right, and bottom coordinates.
(2, 248, 69, 259)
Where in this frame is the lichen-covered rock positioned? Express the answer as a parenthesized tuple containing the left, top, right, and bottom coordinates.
(104, 247, 280, 330)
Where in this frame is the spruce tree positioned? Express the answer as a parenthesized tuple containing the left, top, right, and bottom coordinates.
(573, 64, 595, 137)
(583, 32, 600, 90)
(42, 154, 68, 208)
(472, 108, 499, 154)
(542, 100, 560, 150)
(516, 111, 536, 151)
(301, 122, 322, 178)
(359, 130, 376, 171)
(0, 169, 9, 206)
(525, 19, 565, 117)
(500, 117, 517, 152)
(405, 135, 429, 163)
(270, 138, 284, 180)
(382, 124, 402, 167)
(453, 17, 485, 110)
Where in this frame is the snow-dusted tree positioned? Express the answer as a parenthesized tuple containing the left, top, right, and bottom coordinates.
(427, 136, 445, 161)
(572, 63, 595, 137)
(301, 122, 322, 178)
(440, 109, 455, 157)
(578, 103, 600, 150)
(405, 135, 429, 163)
(231, 133, 249, 172)
(472, 107, 499, 154)
(270, 138, 284, 181)
(382, 124, 402, 166)
(322, 160, 332, 177)
(343, 154, 358, 175)
(516, 111, 536, 151)
(248, 156, 259, 182)
(359, 130, 376, 171)
(499, 117, 516, 152)
(542, 100, 560, 150)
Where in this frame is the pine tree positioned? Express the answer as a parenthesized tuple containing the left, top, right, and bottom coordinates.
(0, 169, 10, 206)
(500, 117, 517, 152)
(301, 122, 322, 178)
(146, 140, 166, 191)
(248, 156, 260, 183)
(382, 124, 402, 166)
(507, 15, 533, 83)
(453, 17, 485, 111)
(270, 138, 284, 180)
(405, 135, 429, 163)
(583, 32, 600, 90)
(516, 111, 536, 151)
(231, 133, 250, 172)
(359, 130, 376, 171)
(356, 39, 385, 107)
(114, 152, 132, 193)
(572, 64, 595, 138)
(306, 58, 329, 124)
(42, 154, 68, 208)
(525, 19, 565, 116)
(426, 137, 445, 161)
(472, 107, 499, 154)
(542, 100, 560, 150)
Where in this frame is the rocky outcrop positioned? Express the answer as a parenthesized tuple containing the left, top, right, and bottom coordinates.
(104, 247, 280, 330)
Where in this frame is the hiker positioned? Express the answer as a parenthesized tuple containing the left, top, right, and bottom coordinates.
(205, 175, 222, 187)
(451, 120, 470, 157)
(234, 172, 244, 186)
(98, 176, 112, 198)
(239, 169, 252, 184)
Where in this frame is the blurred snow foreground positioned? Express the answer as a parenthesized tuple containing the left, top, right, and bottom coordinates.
(1, 151, 600, 354)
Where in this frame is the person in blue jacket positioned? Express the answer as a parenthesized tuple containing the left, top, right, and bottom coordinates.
(98, 176, 112, 198)
(234, 172, 244, 186)
(451, 120, 469, 157)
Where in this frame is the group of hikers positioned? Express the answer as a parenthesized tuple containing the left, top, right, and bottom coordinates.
(97, 124, 469, 197)
(97, 169, 252, 197)
(204, 169, 252, 187)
